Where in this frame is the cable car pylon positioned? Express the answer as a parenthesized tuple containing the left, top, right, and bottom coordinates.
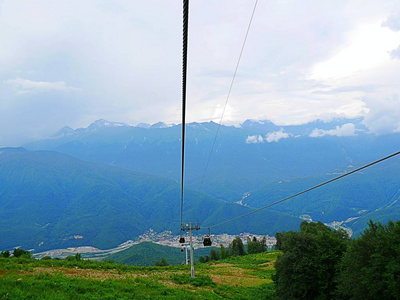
(181, 222, 200, 278)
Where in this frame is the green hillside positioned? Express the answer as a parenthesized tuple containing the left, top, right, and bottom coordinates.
(25, 120, 400, 203)
(244, 159, 400, 233)
(105, 241, 217, 266)
(0, 251, 278, 299)
(0, 147, 301, 251)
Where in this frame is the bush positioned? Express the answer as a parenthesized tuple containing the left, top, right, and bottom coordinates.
(171, 274, 215, 287)
(155, 257, 169, 266)
(1, 250, 10, 258)
(13, 248, 32, 258)
(65, 253, 82, 261)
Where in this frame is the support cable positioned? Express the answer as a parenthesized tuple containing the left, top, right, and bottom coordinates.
(181, 0, 189, 227)
(198, 0, 258, 192)
(205, 151, 400, 230)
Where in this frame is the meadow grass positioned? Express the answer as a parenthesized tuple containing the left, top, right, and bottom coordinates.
(0, 252, 278, 299)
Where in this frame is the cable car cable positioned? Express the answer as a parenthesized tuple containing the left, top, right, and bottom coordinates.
(181, 0, 189, 228)
(204, 150, 400, 230)
(198, 0, 259, 192)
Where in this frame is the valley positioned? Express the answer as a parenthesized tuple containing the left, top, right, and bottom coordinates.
(1, 118, 399, 253)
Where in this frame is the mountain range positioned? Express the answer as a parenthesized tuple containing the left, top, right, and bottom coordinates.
(25, 118, 400, 202)
(0, 147, 300, 252)
(0, 117, 399, 251)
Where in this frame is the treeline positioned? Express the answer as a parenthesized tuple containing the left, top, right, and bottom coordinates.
(273, 220, 400, 300)
(1, 248, 31, 259)
(0, 249, 83, 261)
(199, 236, 267, 263)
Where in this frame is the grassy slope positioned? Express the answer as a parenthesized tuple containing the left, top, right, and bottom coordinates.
(0, 252, 278, 299)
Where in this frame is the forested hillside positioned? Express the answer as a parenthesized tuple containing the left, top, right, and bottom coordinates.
(0, 147, 300, 251)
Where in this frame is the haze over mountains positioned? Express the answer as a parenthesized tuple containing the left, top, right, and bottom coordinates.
(0, 117, 399, 251)
(25, 117, 400, 201)
(0, 147, 300, 251)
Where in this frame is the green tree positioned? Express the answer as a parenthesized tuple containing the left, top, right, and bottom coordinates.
(275, 232, 286, 250)
(209, 249, 219, 261)
(336, 220, 400, 300)
(13, 248, 32, 258)
(219, 244, 229, 259)
(273, 221, 348, 300)
(230, 237, 246, 256)
(247, 236, 266, 254)
(155, 257, 169, 266)
(1, 250, 10, 258)
(65, 253, 82, 261)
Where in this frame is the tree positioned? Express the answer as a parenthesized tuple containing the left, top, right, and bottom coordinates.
(1, 250, 10, 258)
(336, 220, 400, 300)
(275, 232, 286, 250)
(13, 248, 32, 258)
(210, 249, 219, 261)
(155, 257, 169, 266)
(230, 237, 246, 256)
(219, 244, 229, 259)
(247, 236, 266, 254)
(65, 253, 82, 262)
(273, 221, 348, 300)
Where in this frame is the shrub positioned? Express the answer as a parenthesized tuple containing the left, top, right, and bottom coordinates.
(13, 248, 32, 258)
(155, 257, 169, 266)
(1, 250, 10, 258)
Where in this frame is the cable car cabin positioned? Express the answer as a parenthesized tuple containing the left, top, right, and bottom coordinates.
(179, 236, 185, 243)
(203, 236, 212, 247)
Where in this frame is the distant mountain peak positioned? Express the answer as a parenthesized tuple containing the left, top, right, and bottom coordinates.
(150, 122, 174, 128)
(136, 123, 151, 129)
(51, 126, 76, 138)
(87, 119, 129, 131)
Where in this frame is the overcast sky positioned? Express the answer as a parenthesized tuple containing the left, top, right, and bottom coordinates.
(1, 0, 400, 146)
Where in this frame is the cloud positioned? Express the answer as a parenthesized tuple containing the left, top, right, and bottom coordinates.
(246, 135, 264, 144)
(266, 130, 290, 142)
(310, 123, 356, 138)
(5, 78, 78, 95)
(246, 129, 290, 143)
(383, 13, 400, 60)
(362, 94, 400, 134)
(390, 45, 400, 59)
(0, 1, 400, 145)
(382, 13, 400, 31)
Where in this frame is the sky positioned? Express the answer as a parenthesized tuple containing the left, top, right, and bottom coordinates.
(1, 0, 400, 146)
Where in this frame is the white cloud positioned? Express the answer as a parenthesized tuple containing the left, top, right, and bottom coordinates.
(382, 12, 400, 32)
(310, 123, 356, 138)
(0, 1, 400, 145)
(5, 78, 78, 95)
(309, 22, 400, 81)
(390, 45, 400, 59)
(246, 135, 264, 144)
(362, 94, 400, 134)
(266, 129, 290, 143)
(246, 129, 290, 143)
